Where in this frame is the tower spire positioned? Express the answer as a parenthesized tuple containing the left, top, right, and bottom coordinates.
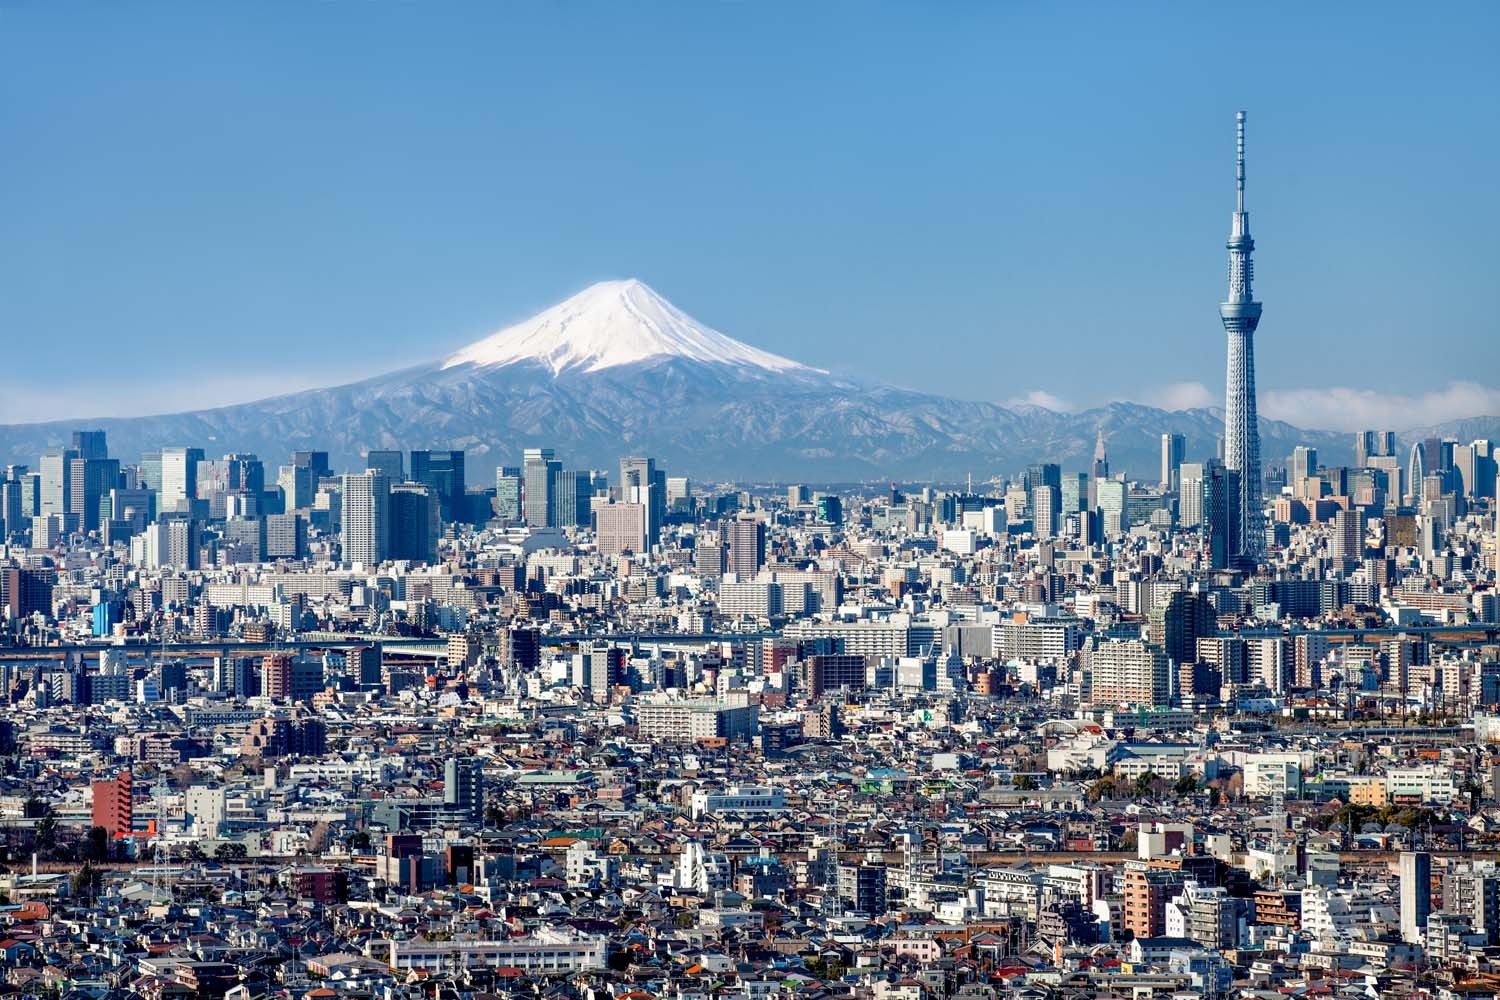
(1219, 110, 1264, 564)
(1236, 110, 1246, 213)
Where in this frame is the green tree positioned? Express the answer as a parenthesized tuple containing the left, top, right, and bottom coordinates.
(1085, 777, 1117, 803)
(214, 842, 247, 860)
(72, 861, 102, 900)
(1013, 774, 1037, 791)
(1174, 775, 1199, 797)
(84, 826, 110, 862)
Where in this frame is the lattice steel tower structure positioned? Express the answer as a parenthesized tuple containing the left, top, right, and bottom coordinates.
(1220, 110, 1263, 562)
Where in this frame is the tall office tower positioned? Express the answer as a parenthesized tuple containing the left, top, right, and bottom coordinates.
(1031, 485, 1059, 539)
(162, 515, 201, 569)
(666, 476, 692, 512)
(619, 455, 665, 545)
(138, 451, 163, 492)
(292, 450, 332, 481)
(522, 447, 558, 527)
(341, 471, 391, 566)
(1220, 111, 1264, 562)
(555, 469, 595, 528)
(160, 447, 204, 513)
(1024, 462, 1061, 495)
(1453, 439, 1498, 499)
(71, 430, 107, 461)
(265, 513, 306, 559)
(0, 476, 20, 538)
(725, 514, 766, 577)
(1407, 442, 1426, 503)
(389, 482, 438, 563)
(18, 472, 40, 518)
(409, 450, 465, 523)
(495, 466, 522, 521)
(1203, 459, 1242, 571)
(364, 450, 404, 481)
(1401, 851, 1432, 944)
(597, 502, 648, 556)
(1059, 472, 1088, 515)
(1091, 429, 1110, 481)
(1356, 430, 1396, 468)
(278, 464, 315, 511)
(1330, 508, 1365, 564)
(1290, 446, 1318, 495)
(1096, 479, 1126, 536)
(1182, 458, 1206, 524)
(70, 456, 119, 533)
(39, 449, 77, 517)
(1160, 434, 1186, 492)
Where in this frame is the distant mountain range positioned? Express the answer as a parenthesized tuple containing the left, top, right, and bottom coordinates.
(1, 279, 1495, 482)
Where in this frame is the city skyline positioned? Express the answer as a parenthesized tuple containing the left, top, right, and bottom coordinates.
(3, 4, 1497, 429)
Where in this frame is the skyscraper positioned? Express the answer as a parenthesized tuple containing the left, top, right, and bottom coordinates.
(1356, 430, 1396, 469)
(1407, 442, 1426, 504)
(71, 430, 107, 461)
(1178, 462, 1206, 527)
(389, 482, 438, 563)
(160, 447, 205, 514)
(1160, 433, 1185, 493)
(620, 455, 665, 545)
(40, 449, 78, 518)
(409, 450, 465, 523)
(365, 450, 405, 481)
(342, 471, 391, 566)
(1400, 851, 1431, 944)
(522, 447, 558, 527)
(1204, 459, 1242, 571)
(1290, 446, 1318, 495)
(494, 466, 522, 522)
(1220, 111, 1264, 562)
(725, 514, 766, 577)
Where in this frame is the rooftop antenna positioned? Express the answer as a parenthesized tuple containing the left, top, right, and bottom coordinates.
(152, 771, 170, 891)
(1236, 110, 1246, 213)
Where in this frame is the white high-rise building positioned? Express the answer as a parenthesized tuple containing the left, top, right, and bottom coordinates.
(1160, 433, 1185, 492)
(342, 471, 390, 566)
(1401, 851, 1432, 945)
(1088, 639, 1169, 708)
(160, 447, 202, 514)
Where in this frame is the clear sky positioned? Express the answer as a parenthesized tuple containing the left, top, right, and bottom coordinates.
(2, 2, 1497, 431)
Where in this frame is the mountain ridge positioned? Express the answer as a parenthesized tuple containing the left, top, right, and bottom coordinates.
(0, 280, 1491, 481)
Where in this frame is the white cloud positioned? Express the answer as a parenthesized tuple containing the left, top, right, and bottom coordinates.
(1261, 381, 1500, 432)
(1005, 389, 1074, 412)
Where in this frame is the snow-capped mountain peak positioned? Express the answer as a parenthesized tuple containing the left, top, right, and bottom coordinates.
(442, 278, 822, 376)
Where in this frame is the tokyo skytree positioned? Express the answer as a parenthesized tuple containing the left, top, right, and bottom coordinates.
(1220, 111, 1263, 562)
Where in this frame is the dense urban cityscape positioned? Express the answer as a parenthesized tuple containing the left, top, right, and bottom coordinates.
(0, 105, 1495, 1000)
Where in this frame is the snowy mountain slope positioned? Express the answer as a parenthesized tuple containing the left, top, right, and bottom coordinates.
(0, 280, 1375, 479)
(443, 279, 822, 376)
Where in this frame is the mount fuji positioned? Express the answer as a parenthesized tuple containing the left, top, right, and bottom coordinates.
(0, 279, 1360, 480)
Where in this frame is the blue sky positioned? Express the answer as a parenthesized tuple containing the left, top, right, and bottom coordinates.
(2, 2, 1496, 430)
